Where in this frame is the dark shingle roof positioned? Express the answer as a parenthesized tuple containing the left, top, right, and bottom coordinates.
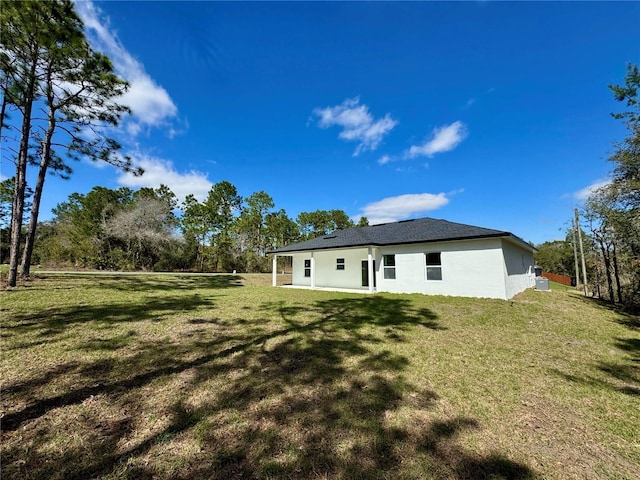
(269, 217, 533, 254)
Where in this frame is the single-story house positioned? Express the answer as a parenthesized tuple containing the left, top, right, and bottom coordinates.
(269, 217, 536, 300)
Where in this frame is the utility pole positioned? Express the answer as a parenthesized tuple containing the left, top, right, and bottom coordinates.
(575, 208, 588, 296)
(572, 216, 580, 288)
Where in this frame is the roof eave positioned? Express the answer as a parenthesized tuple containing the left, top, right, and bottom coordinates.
(268, 232, 536, 255)
(268, 242, 376, 255)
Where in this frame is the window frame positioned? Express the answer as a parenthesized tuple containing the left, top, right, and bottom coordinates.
(383, 254, 396, 280)
(304, 259, 311, 278)
(425, 252, 442, 281)
(336, 258, 345, 271)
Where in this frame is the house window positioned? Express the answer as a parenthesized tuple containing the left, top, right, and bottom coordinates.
(383, 254, 396, 279)
(304, 259, 311, 277)
(425, 252, 442, 281)
(336, 258, 345, 270)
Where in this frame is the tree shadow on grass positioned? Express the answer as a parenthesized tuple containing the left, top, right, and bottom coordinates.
(597, 337, 640, 395)
(2, 294, 535, 479)
(3, 294, 218, 339)
(550, 336, 640, 396)
(264, 295, 445, 343)
(25, 273, 245, 293)
(559, 296, 640, 396)
(573, 294, 640, 330)
(103, 274, 245, 292)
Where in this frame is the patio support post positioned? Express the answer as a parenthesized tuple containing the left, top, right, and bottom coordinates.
(272, 255, 277, 287)
(367, 247, 374, 293)
(311, 252, 316, 289)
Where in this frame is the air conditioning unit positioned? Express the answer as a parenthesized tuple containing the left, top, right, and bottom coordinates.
(535, 277, 550, 291)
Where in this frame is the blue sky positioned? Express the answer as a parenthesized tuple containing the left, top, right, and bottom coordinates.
(16, 1, 640, 244)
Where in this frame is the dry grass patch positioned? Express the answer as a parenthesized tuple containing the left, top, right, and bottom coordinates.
(1, 273, 638, 479)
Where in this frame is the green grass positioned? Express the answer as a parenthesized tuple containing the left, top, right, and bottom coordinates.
(1, 273, 638, 479)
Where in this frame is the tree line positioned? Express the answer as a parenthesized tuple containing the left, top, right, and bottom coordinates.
(0, 180, 366, 274)
(0, 0, 367, 284)
(535, 63, 639, 312)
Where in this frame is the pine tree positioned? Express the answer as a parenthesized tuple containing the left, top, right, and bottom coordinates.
(0, 0, 139, 285)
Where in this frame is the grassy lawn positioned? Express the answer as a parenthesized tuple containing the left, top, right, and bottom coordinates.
(1, 274, 638, 479)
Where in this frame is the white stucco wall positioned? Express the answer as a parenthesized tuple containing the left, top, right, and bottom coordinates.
(374, 239, 508, 299)
(501, 239, 536, 299)
(287, 238, 535, 300)
(291, 248, 370, 289)
(292, 253, 312, 287)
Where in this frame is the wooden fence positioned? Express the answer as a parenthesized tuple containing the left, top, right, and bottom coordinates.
(542, 271, 572, 286)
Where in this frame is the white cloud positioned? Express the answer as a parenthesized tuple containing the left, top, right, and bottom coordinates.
(574, 178, 612, 200)
(74, 1, 178, 135)
(378, 154, 392, 165)
(406, 121, 468, 158)
(117, 153, 212, 204)
(313, 97, 397, 156)
(359, 192, 450, 224)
